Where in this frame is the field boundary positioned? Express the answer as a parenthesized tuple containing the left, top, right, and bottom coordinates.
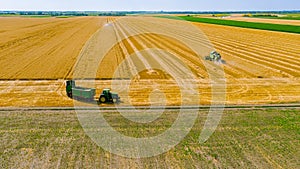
(0, 78, 131, 81)
(159, 16, 300, 34)
(1, 104, 300, 111)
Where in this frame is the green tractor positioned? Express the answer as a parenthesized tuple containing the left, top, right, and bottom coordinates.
(99, 88, 120, 103)
(66, 80, 120, 103)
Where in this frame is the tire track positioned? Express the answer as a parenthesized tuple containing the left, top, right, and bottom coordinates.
(118, 18, 210, 78)
(117, 20, 203, 79)
(111, 19, 139, 78)
(209, 37, 300, 70)
(212, 42, 296, 77)
(124, 18, 255, 78)
(209, 36, 300, 64)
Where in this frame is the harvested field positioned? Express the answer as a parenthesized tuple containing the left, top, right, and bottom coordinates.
(221, 16, 300, 26)
(0, 16, 299, 106)
(1, 78, 299, 107)
(1, 16, 300, 168)
(194, 22, 300, 78)
(0, 16, 106, 79)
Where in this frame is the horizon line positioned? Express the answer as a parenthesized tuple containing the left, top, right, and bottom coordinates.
(1, 10, 300, 12)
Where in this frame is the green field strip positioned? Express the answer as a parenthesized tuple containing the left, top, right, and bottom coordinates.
(159, 16, 300, 34)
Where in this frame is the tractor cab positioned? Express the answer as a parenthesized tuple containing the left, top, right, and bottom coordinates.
(99, 88, 120, 103)
(210, 51, 221, 61)
(66, 80, 76, 97)
(205, 51, 222, 62)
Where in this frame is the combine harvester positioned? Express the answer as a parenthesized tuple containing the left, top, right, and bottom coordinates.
(66, 80, 120, 104)
(205, 51, 226, 64)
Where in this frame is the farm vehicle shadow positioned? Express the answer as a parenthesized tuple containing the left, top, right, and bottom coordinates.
(70, 96, 122, 105)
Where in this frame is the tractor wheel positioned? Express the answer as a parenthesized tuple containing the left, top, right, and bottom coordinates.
(99, 96, 107, 103)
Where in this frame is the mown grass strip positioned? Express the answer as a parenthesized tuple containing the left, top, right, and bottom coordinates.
(159, 16, 300, 34)
(1, 109, 299, 168)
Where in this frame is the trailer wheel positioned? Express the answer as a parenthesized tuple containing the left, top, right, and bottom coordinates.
(99, 96, 107, 103)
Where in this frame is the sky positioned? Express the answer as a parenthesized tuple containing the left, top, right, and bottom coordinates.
(0, 0, 299, 11)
